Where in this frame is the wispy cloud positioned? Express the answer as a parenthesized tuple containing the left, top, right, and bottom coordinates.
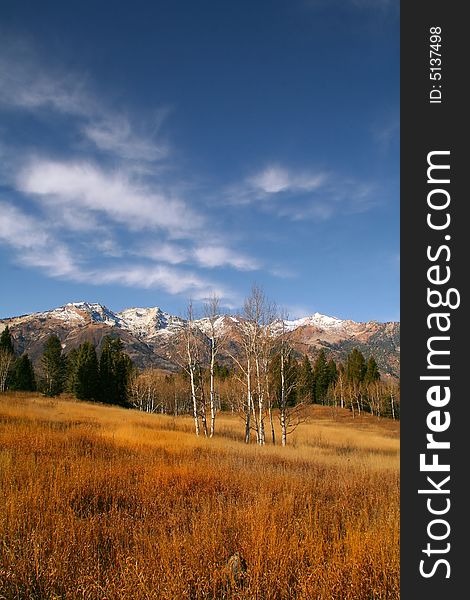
(0, 38, 166, 165)
(0, 37, 379, 308)
(0, 201, 49, 250)
(136, 243, 190, 265)
(94, 263, 230, 300)
(0, 41, 263, 299)
(193, 245, 260, 271)
(249, 165, 327, 194)
(0, 199, 235, 301)
(0, 200, 80, 277)
(223, 165, 328, 207)
(225, 164, 377, 221)
(83, 115, 169, 162)
(0, 38, 93, 116)
(17, 159, 204, 236)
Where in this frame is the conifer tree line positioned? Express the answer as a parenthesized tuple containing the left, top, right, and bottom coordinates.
(0, 326, 36, 393)
(0, 327, 133, 406)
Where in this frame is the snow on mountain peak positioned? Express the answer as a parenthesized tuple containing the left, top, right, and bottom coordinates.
(284, 312, 349, 332)
(62, 302, 121, 326)
(117, 306, 185, 338)
(2, 301, 364, 343)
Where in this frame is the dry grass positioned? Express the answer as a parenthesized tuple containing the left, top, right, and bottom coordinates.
(0, 393, 399, 599)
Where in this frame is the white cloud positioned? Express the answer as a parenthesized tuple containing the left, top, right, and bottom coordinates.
(0, 41, 166, 164)
(224, 165, 329, 207)
(17, 159, 204, 236)
(20, 245, 79, 278)
(193, 245, 260, 271)
(224, 163, 378, 222)
(0, 200, 236, 303)
(136, 243, 189, 265)
(83, 116, 168, 162)
(0, 42, 268, 298)
(0, 200, 81, 277)
(94, 263, 225, 297)
(250, 166, 291, 193)
(0, 41, 93, 116)
(0, 201, 49, 249)
(250, 165, 327, 194)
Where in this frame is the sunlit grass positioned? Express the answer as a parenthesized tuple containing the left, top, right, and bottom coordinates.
(0, 393, 399, 599)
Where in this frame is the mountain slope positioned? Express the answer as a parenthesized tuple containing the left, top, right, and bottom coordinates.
(0, 302, 400, 376)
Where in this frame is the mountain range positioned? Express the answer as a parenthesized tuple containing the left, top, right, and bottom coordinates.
(0, 302, 400, 377)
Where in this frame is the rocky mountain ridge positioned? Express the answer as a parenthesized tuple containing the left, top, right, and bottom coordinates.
(0, 302, 400, 377)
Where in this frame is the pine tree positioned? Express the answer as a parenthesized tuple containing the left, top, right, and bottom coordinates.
(327, 359, 338, 385)
(364, 356, 380, 383)
(99, 337, 117, 404)
(346, 348, 366, 384)
(99, 336, 133, 405)
(314, 350, 329, 404)
(72, 342, 100, 400)
(114, 352, 133, 406)
(41, 335, 66, 397)
(65, 347, 79, 392)
(11, 354, 36, 391)
(297, 355, 314, 403)
(0, 326, 15, 354)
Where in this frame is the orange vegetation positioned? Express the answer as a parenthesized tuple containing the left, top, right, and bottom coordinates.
(0, 393, 399, 599)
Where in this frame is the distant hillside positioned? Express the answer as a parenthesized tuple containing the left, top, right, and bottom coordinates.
(0, 302, 400, 377)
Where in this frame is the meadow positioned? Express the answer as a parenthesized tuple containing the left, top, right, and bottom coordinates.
(0, 393, 399, 599)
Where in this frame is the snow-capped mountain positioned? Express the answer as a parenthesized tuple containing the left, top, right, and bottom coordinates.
(0, 302, 400, 376)
(118, 306, 185, 340)
(284, 313, 352, 332)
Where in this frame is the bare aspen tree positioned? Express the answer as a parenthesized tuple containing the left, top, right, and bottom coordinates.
(129, 369, 176, 414)
(129, 369, 161, 413)
(234, 284, 273, 444)
(229, 326, 253, 443)
(194, 330, 210, 436)
(261, 301, 277, 445)
(258, 298, 277, 446)
(278, 316, 290, 446)
(0, 349, 14, 393)
(337, 367, 345, 409)
(374, 380, 382, 418)
(203, 293, 226, 438)
(227, 284, 269, 444)
(175, 300, 211, 436)
(389, 380, 396, 420)
(244, 285, 271, 445)
(347, 381, 355, 418)
(276, 313, 304, 446)
(242, 289, 261, 443)
(181, 300, 200, 436)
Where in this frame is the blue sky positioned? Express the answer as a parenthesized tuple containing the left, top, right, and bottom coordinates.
(0, 0, 399, 322)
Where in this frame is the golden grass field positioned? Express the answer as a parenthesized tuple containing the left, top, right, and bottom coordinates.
(0, 393, 399, 599)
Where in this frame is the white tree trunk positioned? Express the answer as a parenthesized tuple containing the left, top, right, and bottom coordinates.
(390, 388, 396, 420)
(186, 329, 200, 436)
(0, 350, 13, 393)
(245, 362, 252, 444)
(255, 357, 265, 445)
(280, 343, 287, 447)
(209, 336, 216, 437)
